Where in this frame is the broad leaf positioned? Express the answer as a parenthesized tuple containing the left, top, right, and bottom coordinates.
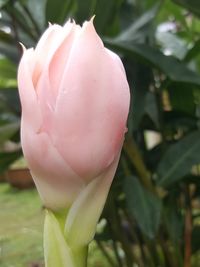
(115, 3, 160, 42)
(105, 40, 200, 87)
(0, 150, 21, 173)
(173, 0, 200, 18)
(93, 0, 123, 36)
(0, 57, 17, 79)
(45, 0, 75, 24)
(0, 0, 9, 8)
(0, 121, 20, 144)
(168, 84, 196, 115)
(124, 176, 162, 239)
(157, 131, 200, 187)
(75, 0, 96, 24)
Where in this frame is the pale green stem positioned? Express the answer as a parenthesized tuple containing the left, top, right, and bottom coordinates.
(44, 210, 88, 267)
(71, 246, 88, 267)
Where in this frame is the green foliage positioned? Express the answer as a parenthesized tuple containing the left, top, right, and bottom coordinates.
(0, 0, 200, 266)
(157, 131, 200, 187)
(125, 176, 162, 239)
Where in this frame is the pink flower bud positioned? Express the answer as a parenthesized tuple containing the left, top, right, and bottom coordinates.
(18, 19, 130, 210)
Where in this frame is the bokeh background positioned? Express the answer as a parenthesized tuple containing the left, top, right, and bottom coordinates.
(0, 0, 200, 266)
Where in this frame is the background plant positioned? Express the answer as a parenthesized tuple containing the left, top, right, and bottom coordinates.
(0, 0, 200, 266)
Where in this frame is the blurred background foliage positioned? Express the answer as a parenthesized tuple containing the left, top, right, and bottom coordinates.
(0, 0, 200, 266)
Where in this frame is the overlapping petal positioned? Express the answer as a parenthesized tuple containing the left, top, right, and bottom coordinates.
(50, 21, 130, 180)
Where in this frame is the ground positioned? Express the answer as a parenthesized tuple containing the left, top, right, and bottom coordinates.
(0, 183, 109, 267)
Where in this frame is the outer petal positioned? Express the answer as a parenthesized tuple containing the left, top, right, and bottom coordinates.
(48, 23, 81, 99)
(65, 152, 121, 246)
(35, 22, 79, 133)
(21, 119, 84, 210)
(32, 24, 63, 88)
(50, 21, 130, 180)
(18, 48, 42, 132)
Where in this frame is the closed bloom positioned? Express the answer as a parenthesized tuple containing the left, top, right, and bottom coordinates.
(18, 19, 130, 211)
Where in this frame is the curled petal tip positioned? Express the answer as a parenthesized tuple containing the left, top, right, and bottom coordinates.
(48, 22, 52, 27)
(19, 42, 26, 53)
(90, 15, 95, 22)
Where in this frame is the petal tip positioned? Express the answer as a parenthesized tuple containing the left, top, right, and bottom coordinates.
(19, 42, 26, 53)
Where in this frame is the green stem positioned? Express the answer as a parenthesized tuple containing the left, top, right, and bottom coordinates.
(71, 246, 88, 267)
(44, 210, 88, 267)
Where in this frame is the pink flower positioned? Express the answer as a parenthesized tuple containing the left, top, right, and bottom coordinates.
(18, 19, 130, 210)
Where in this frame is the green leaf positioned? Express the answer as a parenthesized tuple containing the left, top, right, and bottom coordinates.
(156, 31, 187, 60)
(0, 121, 20, 144)
(125, 60, 153, 131)
(184, 39, 200, 63)
(173, 0, 200, 18)
(25, 0, 46, 31)
(157, 131, 200, 187)
(0, 0, 9, 8)
(0, 88, 20, 113)
(0, 150, 21, 173)
(192, 225, 200, 253)
(45, 0, 75, 24)
(0, 57, 17, 87)
(163, 202, 183, 245)
(124, 176, 162, 239)
(75, 0, 96, 24)
(0, 36, 18, 62)
(145, 91, 159, 128)
(105, 40, 200, 87)
(93, 0, 122, 36)
(168, 83, 196, 115)
(115, 2, 160, 42)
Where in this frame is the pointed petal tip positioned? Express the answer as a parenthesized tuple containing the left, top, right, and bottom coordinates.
(82, 15, 96, 31)
(90, 15, 96, 23)
(19, 42, 26, 53)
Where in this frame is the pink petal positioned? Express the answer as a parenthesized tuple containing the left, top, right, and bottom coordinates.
(18, 48, 42, 132)
(48, 22, 80, 98)
(21, 118, 84, 210)
(49, 21, 130, 180)
(33, 24, 69, 89)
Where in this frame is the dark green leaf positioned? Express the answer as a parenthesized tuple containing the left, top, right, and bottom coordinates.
(105, 40, 200, 87)
(45, 0, 75, 24)
(0, 57, 17, 79)
(0, 0, 9, 8)
(75, 0, 96, 24)
(173, 0, 200, 18)
(163, 202, 183, 245)
(125, 60, 153, 131)
(192, 225, 200, 253)
(145, 92, 159, 128)
(0, 31, 19, 62)
(0, 150, 22, 173)
(124, 176, 162, 239)
(0, 88, 20, 114)
(157, 131, 200, 187)
(115, 2, 160, 42)
(184, 39, 200, 63)
(93, 0, 122, 36)
(0, 121, 20, 144)
(168, 83, 196, 115)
